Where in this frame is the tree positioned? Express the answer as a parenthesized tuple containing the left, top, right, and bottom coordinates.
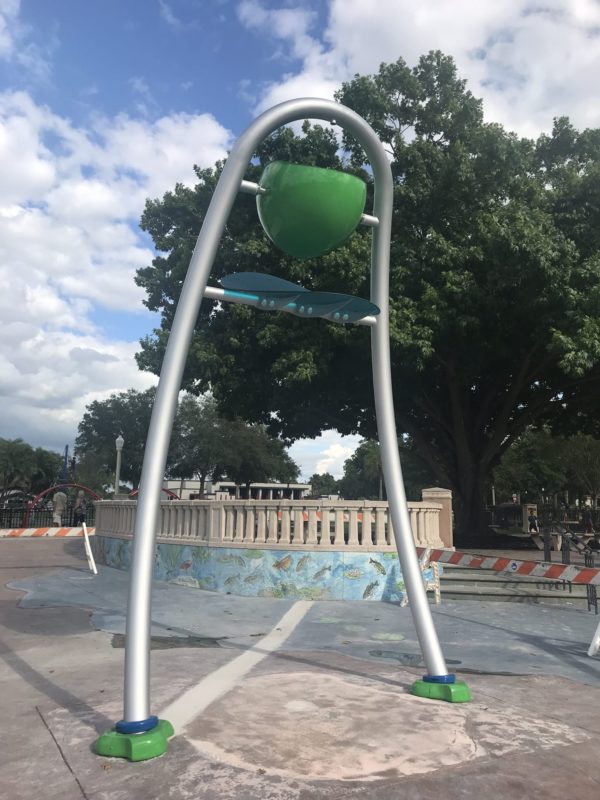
(0, 438, 63, 500)
(168, 394, 226, 495)
(0, 438, 37, 500)
(563, 435, 600, 505)
(492, 430, 568, 504)
(219, 421, 300, 495)
(135, 52, 600, 544)
(308, 472, 339, 497)
(30, 448, 63, 494)
(338, 440, 382, 500)
(75, 388, 159, 489)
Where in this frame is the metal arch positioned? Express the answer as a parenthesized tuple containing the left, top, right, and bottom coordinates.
(24, 482, 101, 526)
(121, 97, 450, 725)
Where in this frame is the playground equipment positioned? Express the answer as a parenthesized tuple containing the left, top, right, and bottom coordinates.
(23, 483, 100, 527)
(95, 98, 470, 763)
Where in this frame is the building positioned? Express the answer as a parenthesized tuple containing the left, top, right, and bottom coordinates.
(162, 478, 312, 501)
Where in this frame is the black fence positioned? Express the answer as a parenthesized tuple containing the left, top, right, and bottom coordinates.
(0, 500, 97, 529)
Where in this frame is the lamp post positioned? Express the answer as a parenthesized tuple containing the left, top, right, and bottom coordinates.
(115, 435, 124, 498)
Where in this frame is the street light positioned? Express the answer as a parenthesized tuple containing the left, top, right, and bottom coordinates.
(115, 435, 124, 497)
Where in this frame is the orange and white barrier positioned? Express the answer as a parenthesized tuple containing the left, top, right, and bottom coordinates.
(417, 546, 600, 586)
(0, 527, 95, 538)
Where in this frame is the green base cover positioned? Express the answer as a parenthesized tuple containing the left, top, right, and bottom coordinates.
(410, 679, 472, 703)
(95, 719, 174, 761)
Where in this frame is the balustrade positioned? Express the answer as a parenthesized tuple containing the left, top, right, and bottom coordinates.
(95, 494, 449, 551)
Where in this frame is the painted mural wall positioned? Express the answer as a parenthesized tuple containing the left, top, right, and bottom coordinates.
(92, 536, 437, 602)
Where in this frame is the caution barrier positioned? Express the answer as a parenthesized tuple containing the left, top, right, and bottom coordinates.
(0, 527, 95, 538)
(417, 546, 600, 587)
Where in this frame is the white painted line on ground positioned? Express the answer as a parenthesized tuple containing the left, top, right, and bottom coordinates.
(160, 600, 313, 733)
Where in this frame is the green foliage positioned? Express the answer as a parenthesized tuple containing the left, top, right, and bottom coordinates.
(492, 430, 567, 503)
(563, 435, 600, 501)
(0, 438, 62, 499)
(168, 394, 225, 494)
(219, 420, 300, 490)
(338, 440, 382, 500)
(307, 472, 339, 497)
(75, 388, 159, 489)
(134, 51, 600, 542)
(337, 438, 435, 500)
(493, 431, 600, 504)
(75, 389, 299, 494)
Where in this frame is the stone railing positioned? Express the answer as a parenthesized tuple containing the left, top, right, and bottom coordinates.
(95, 489, 452, 552)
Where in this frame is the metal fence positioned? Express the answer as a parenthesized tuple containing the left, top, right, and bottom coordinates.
(0, 501, 96, 529)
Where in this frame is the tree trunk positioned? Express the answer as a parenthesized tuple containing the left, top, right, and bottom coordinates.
(453, 474, 492, 548)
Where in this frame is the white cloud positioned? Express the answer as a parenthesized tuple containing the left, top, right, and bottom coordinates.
(0, 0, 20, 59)
(0, 86, 232, 451)
(0, 0, 54, 82)
(289, 431, 361, 480)
(238, 0, 600, 137)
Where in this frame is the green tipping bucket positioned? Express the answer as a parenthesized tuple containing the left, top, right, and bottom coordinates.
(257, 161, 367, 260)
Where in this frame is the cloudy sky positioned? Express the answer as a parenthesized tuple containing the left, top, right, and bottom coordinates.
(2, 0, 600, 480)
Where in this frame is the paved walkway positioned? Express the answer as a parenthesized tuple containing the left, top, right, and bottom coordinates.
(1, 539, 600, 799)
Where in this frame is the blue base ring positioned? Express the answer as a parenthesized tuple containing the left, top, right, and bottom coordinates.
(423, 674, 456, 684)
(115, 715, 159, 734)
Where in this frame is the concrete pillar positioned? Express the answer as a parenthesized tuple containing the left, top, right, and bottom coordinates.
(421, 487, 453, 549)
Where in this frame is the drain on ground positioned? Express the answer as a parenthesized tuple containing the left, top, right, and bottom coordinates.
(111, 634, 223, 650)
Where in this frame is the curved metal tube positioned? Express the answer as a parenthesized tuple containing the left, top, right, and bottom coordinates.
(122, 97, 448, 723)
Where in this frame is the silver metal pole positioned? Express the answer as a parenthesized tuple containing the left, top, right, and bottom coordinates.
(122, 97, 448, 725)
(367, 144, 449, 679)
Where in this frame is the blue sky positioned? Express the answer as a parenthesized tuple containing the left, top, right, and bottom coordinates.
(2, 0, 600, 478)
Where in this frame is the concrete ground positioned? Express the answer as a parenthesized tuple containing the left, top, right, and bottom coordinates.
(1, 539, 600, 799)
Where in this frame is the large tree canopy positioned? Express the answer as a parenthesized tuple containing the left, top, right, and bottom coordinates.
(0, 438, 63, 500)
(75, 389, 299, 494)
(135, 51, 600, 543)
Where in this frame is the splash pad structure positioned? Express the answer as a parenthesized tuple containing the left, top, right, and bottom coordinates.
(95, 98, 470, 762)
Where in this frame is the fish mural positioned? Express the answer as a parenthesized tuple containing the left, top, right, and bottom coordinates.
(313, 565, 332, 580)
(363, 580, 380, 599)
(245, 549, 264, 560)
(218, 554, 246, 567)
(369, 557, 386, 575)
(93, 536, 407, 603)
(296, 554, 311, 572)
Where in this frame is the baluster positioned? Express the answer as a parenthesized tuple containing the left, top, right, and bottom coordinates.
(235, 507, 245, 541)
(333, 508, 344, 546)
(267, 508, 279, 542)
(374, 508, 386, 546)
(293, 508, 305, 545)
(245, 506, 255, 543)
(416, 508, 426, 546)
(362, 506, 373, 544)
(385, 508, 393, 545)
(306, 508, 318, 544)
(223, 507, 234, 542)
(280, 508, 292, 544)
(256, 507, 267, 542)
(347, 508, 359, 545)
(320, 504, 331, 544)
